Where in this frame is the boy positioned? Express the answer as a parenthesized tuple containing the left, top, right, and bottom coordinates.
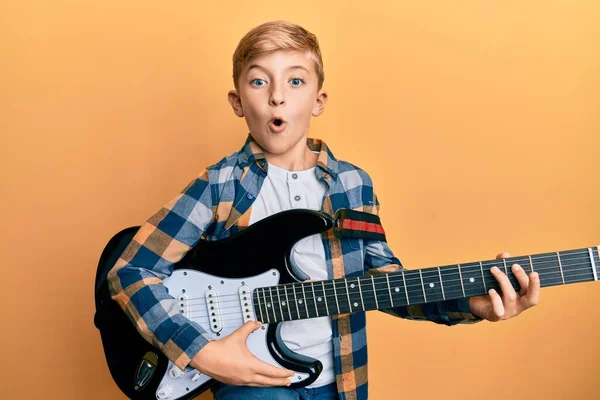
(107, 20, 540, 400)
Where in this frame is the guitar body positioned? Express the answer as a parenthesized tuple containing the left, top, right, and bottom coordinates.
(94, 209, 334, 400)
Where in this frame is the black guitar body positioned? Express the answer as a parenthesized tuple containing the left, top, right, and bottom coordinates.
(94, 209, 334, 399)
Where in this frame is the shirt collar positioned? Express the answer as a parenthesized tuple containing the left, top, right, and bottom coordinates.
(237, 133, 339, 181)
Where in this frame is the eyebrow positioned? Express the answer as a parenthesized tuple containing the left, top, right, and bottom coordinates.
(246, 64, 309, 74)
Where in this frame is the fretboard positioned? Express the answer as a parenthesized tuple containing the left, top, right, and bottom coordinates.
(253, 246, 600, 323)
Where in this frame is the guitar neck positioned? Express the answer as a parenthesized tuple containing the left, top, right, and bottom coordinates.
(253, 246, 600, 323)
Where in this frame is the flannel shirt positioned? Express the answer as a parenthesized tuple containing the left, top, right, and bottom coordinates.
(108, 134, 482, 400)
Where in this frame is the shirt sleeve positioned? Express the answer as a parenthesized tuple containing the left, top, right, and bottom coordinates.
(107, 169, 216, 370)
(363, 193, 484, 326)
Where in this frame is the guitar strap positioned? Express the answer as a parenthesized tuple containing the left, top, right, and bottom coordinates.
(332, 208, 387, 242)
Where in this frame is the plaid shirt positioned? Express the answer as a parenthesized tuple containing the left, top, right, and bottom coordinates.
(108, 134, 482, 400)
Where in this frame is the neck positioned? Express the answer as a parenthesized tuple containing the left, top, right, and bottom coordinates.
(253, 246, 600, 323)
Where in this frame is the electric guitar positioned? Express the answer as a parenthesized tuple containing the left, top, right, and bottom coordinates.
(93, 209, 600, 400)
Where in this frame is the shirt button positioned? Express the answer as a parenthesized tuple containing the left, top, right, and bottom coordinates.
(291, 173, 298, 179)
(294, 195, 301, 202)
(246, 193, 254, 199)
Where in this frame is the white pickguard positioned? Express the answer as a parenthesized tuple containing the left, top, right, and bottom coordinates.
(153, 268, 311, 400)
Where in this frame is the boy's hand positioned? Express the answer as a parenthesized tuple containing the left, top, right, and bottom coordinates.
(189, 321, 294, 387)
(468, 252, 541, 321)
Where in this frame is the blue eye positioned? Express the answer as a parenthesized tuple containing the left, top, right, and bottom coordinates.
(250, 78, 305, 87)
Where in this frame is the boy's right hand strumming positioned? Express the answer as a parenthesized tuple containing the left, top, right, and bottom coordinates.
(189, 321, 295, 387)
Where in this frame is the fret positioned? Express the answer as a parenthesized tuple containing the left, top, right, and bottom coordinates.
(322, 281, 330, 316)
(403, 270, 425, 304)
(371, 274, 392, 310)
(479, 262, 487, 292)
(558, 249, 592, 284)
(371, 275, 379, 309)
(401, 270, 410, 305)
(344, 279, 353, 313)
(503, 258, 508, 275)
(437, 267, 446, 300)
(268, 287, 276, 323)
(357, 277, 365, 310)
(292, 284, 301, 319)
(457, 264, 466, 297)
(261, 288, 270, 323)
(590, 248, 598, 281)
(301, 283, 310, 317)
(256, 289, 265, 323)
(386, 274, 394, 307)
(346, 277, 362, 311)
(276, 286, 284, 322)
(460, 263, 484, 297)
(418, 269, 427, 303)
(332, 280, 341, 315)
(284, 285, 293, 320)
(311, 281, 326, 316)
(439, 266, 463, 300)
(529, 255, 534, 273)
(311, 282, 319, 317)
(556, 252, 565, 284)
(419, 269, 444, 302)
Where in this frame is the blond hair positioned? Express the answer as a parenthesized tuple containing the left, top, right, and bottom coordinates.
(232, 20, 325, 92)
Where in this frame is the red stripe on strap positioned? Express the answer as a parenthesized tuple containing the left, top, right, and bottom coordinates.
(341, 219, 385, 235)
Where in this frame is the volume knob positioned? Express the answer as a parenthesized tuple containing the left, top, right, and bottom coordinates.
(156, 383, 173, 399)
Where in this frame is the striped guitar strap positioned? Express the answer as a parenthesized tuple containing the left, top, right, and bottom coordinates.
(332, 208, 387, 242)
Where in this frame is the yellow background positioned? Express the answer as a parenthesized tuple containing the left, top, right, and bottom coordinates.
(2, 1, 599, 399)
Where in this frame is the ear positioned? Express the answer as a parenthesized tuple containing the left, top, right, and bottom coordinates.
(228, 89, 244, 117)
(312, 89, 328, 117)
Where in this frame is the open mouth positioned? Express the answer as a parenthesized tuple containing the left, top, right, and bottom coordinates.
(270, 117, 285, 126)
(268, 117, 287, 132)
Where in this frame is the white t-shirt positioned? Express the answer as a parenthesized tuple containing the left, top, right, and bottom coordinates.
(248, 161, 335, 388)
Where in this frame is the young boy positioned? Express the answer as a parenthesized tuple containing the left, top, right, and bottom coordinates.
(107, 20, 540, 400)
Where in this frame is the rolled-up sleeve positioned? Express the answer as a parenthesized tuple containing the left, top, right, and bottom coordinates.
(107, 169, 216, 370)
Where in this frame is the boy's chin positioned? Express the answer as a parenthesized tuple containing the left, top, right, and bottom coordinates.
(252, 133, 307, 155)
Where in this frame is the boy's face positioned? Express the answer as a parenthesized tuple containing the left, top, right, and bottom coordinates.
(228, 49, 327, 167)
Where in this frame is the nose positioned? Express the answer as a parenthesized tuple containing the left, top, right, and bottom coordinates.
(269, 84, 285, 107)
(269, 95, 284, 106)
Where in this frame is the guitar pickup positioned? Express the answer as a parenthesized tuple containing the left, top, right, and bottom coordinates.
(239, 285, 254, 324)
(206, 289, 222, 334)
(177, 291, 189, 318)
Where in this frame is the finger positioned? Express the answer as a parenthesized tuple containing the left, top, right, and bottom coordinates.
(252, 357, 295, 379)
(488, 289, 505, 321)
(247, 374, 292, 387)
(522, 272, 541, 308)
(237, 320, 262, 338)
(490, 266, 518, 303)
(496, 252, 510, 259)
(511, 263, 529, 296)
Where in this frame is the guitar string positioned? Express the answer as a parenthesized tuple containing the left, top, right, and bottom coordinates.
(185, 274, 597, 329)
(175, 253, 595, 305)
(187, 270, 593, 319)
(180, 263, 595, 319)
(174, 251, 594, 303)
(181, 258, 595, 314)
